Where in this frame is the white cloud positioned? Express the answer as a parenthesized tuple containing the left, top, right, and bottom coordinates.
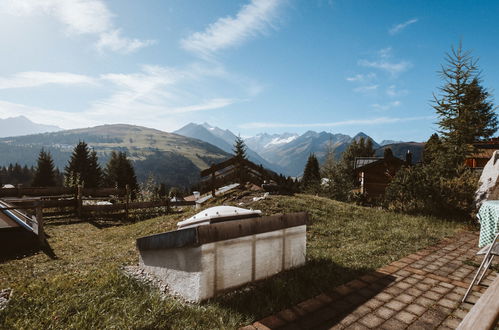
(371, 101, 401, 111)
(389, 18, 418, 35)
(0, 0, 154, 54)
(378, 47, 392, 59)
(0, 71, 96, 89)
(181, 0, 284, 57)
(346, 73, 376, 83)
(353, 84, 378, 93)
(239, 116, 433, 129)
(358, 59, 412, 76)
(386, 85, 408, 97)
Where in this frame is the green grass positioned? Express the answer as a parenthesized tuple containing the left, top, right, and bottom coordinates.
(0, 194, 468, 329)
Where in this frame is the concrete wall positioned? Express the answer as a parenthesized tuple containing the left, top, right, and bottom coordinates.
(138, 225, 306, 302)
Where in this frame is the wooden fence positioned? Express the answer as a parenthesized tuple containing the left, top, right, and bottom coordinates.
(0, 185, 195, 221)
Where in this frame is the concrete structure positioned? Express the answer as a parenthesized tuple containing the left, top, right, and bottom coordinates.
(136, 212, 308, 302)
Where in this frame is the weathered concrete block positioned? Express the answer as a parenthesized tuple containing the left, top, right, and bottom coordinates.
(137, 212, 308, 302)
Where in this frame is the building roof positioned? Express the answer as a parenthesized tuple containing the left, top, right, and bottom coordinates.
(353, 156, 405, 172)
(354, 157, 382, 169)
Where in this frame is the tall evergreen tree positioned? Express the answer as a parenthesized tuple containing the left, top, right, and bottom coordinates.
(302, 153, 321, 190)
(32, 149, 57, 187)
(233, 135, 247, 159)
(64, 141, 102, 188)
(433, 43, 498, 146)
(104, 151, 139, 198)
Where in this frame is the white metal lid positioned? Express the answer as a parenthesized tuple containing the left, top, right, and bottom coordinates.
(177, 206, 261, 229)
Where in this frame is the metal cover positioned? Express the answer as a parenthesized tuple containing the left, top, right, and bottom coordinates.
(177, 205, 261, 229)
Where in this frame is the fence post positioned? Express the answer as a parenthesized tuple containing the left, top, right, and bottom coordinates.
(125, 184, 130, 221)
(211, 164, 216, 197)
(77, 185, 83, 218)
(35, 202, 46, 246)
(17, 184, 23, 198)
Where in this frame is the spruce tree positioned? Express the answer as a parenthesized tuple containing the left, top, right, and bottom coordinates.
(104, 151, 139, 198)
(301, 153, 321, 190)
(233, 135, 247, 159)
(433, 43, 498, 146)
(64, 141, 102, 188)
(32, 149, 57, 187)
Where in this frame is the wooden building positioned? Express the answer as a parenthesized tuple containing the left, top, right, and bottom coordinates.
(465, 138, 499, 169)
(353, 155, 407, 199)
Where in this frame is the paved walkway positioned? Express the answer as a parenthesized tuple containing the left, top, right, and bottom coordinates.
(243, 231, 498, 330)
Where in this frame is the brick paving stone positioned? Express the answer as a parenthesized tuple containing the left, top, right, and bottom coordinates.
(422, 277, 439, 285)
(253, 321, 272, 330)
(380, 318, 407, 330)
(351, 305, 372, 318)
(358, 313, 385, 328)
(395, 281, 411, 290)
(374, 306, 397, 319)
(405, 303, 426, 316)
(431, 285, 451, 295)
(452, 308, 468, 319)
(339, 313, 359, 327)
(347, 279, 368, 290)
(385, 300, 407, 311)
(444, 291, 462, 302)
(407, 320, 434, 330)
(394, 269, 412, 277)
(362, 298, 383, 310)
(297, 297, 325, 313)
(343, 323, 369, 330)
(415, 283, 432, 291)
(395, 310, 418, 324)
(345, 293, 365, 305)
(419, 309, 448, 325)
(404, 277, 419, 285)
(335, 285, 353, 296)
(256, 315, 287, 329)
(359, 274, 379, 284)
(374, 292, 393, 302)
(406, 287, 423, 297)
(378, 265, 399, 274)
(422, 290, 442, 301)
(441, 316, 461, 329)
(357, 287, 376, 299)
(414, 296, 435, 307)
(396, 293, 415, 304)
(240, 326, 257, 330)
(437, 298, 456, 309)
(277, 308, 299, 323)
(385, 286, 404, 296)
(316, 293, 335, 304)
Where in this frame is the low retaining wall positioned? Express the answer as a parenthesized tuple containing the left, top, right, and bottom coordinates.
(136, 212, 308, 302)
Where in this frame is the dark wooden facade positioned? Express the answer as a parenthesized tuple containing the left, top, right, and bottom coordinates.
(465, 138, 499, 169)
(354, 157, 406, 199)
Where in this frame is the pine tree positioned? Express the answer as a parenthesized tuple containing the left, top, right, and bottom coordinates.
(233, 135, 247, 159)
(301, 153, 321, 191)
(32, 149, 57, 187)
(104, 151, 139, 198)
(433, 43, 498, 146)
(64, 141, 102, 188)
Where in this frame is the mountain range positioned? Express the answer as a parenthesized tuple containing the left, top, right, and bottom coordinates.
(0, 124, 230, 188)
(0, 117, 424, 186)
(0, 116, 61, 138)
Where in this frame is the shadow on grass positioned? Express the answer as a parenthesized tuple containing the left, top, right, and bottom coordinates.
(0, 236, 57, 263)
(211, 258, 395, 327)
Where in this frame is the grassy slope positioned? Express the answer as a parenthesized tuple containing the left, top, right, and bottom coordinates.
(0, 194, 467, 329)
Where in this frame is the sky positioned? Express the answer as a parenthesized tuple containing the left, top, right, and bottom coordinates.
(0, 0, 499, 142)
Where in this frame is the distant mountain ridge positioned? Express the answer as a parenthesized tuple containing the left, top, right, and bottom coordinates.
(0, 116, 61, 138)
(174, 123, 286, 174)
(0, 124, 230, 188)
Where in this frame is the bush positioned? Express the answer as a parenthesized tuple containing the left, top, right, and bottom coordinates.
(385, 164, 477, 219)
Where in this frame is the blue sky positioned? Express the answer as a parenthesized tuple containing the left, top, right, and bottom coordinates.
(0, 0, 498, 142)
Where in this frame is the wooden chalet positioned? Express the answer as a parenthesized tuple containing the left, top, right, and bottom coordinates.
(353, 154, 408, 199)
(199, 155, 280, 195)
(465, 138, 499, 169)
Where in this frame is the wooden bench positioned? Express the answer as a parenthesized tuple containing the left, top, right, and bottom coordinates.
(457, 274, 499, 330)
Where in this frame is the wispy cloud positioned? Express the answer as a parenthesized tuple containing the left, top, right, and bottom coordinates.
(0, 71, 97, 89)
(346, 73, 376, 83)
(358, 59, 412, 76)
(181, 0, 284, 57)
(239, 116, 433, 129)
(0, 0, 155, 54)
(353, 84, 378, 93)
(389, 18, 418, 35)
(386, 85, 408, 97)
(371, 101, 401, 111)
